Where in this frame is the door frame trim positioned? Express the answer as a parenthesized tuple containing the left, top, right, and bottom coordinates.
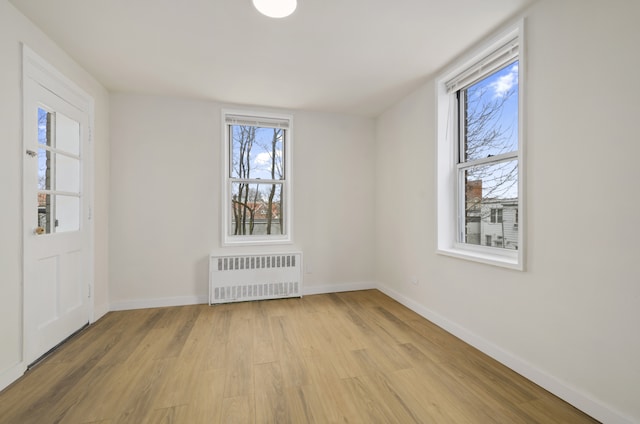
(21, 44, 95, 364)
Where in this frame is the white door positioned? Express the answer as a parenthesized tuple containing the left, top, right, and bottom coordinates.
(23, 48, 93, 365)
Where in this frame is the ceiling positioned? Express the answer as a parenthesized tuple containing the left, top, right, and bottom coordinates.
(10, 0, 535, 117)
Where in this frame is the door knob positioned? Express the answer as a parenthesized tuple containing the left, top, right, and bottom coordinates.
(34, 227, 45, 235)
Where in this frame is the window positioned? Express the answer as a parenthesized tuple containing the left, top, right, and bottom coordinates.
(437, 22, 524, 269)
(490, 208, 503, 224)
(222, 110, 293, 245)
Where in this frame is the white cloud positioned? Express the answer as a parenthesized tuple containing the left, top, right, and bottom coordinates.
(490, 63, 518, 98)
(254, 150, 282, 166)
(254, 152, 270, 165)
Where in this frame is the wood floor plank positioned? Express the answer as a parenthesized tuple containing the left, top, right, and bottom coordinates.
(270, 315, 310, 388)
(335, 291, 414, 347)
(223, 315, 254, 398)
(113, 358, 173, 424)
(341, 375, 403, 423)
(391, 367, 475, 423)
(251, 301, 277, 365)
(254, 361, 290, 423)
(292, 311, 327, 357)
(220, 395, 254, 424)
(283, 385, 332, 424)
(182, 368, 226, 423)
(0, 291, 600, 424)
(150, 357, 201, 410)
(303, 358, 365, 423)
(309, 308, 356, 355)
(179, 306, 217, 361)
(97, 308, 170, 367)
(143, 404, 188, 424)
(200, 309, 231, 372)
(317, 307, 369, 352)
(158, 305, 200, 359)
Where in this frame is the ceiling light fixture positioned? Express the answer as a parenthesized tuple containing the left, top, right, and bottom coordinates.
(252, 0, 297, 18)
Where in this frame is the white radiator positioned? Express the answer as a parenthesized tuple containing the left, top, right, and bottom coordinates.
(209, 252, 303, 304)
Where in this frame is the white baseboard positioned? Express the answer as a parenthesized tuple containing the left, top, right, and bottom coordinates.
(108, 283, 377, 311)
(377, 284, 635, 424)
(303, 281, 377, 296)
(110, 295, 208, 311)
(93, 302, 110, 322)
(0, 362, 26, 393)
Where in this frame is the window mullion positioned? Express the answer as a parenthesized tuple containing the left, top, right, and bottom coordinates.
(231, 178, 282, 184)
(457, 151, 518, 170)
(457, 90, 465, 165)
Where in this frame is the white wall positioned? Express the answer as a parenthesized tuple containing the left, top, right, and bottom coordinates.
(294, 110, 376, 292)
(375, 0, 640, 423)
(109, 94, 376, 308)
(0, 0, 110, 389)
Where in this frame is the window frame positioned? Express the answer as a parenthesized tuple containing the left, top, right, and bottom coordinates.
(221, 109, 293, 246)
(436, 21, 525, 270)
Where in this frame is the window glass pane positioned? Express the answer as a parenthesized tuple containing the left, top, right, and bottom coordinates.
(230, 125, 284, 180)
(463, 61, 518, 162)
(55, 112, 80, 155)
(230, 182, 283, 236)
(55, 154, 80, 193)
(463, 160, 518, 250)
(55, 195, 80, 233)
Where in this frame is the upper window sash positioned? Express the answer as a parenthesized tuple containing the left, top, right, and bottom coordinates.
(445, 37, 519, 94)
(228, 124, 286, 180)
(455, 59, 520, 167)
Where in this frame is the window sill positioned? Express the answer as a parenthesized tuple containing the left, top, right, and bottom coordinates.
(437, 246, 523, 271)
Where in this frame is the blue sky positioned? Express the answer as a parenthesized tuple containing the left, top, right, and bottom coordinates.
(466, 61, 519, 160)
(465, 61, 519, 200)
(231, 126, 284, 180)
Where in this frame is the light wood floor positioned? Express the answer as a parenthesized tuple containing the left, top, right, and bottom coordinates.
(0, 290, 598, 423)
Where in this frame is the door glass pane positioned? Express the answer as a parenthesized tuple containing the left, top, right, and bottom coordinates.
(463, 160, 518, 250)
(37, 193, 52, 234)
(38, 108, 52, 146)
(55, 154, 80, 193)
(38, 148, 52, 190)
(55, 112, 80, 155)
(55, 195, 80, 233)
